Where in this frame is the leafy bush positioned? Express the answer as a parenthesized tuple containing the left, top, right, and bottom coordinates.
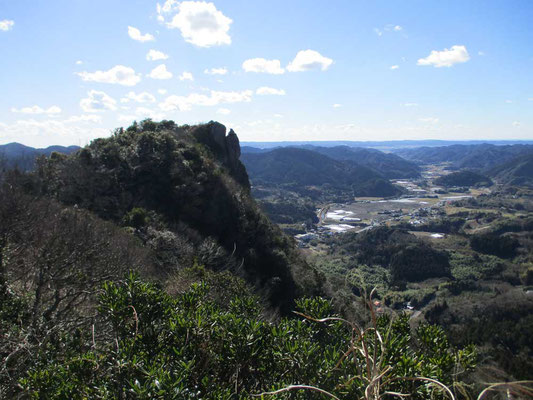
(17, 273, 477, 399)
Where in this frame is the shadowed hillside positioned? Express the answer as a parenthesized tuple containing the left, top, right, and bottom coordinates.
(241, 147, 402, 197)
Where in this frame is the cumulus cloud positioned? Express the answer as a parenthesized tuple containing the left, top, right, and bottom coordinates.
(159, 89, 252, 111)
(0, 116, 105, 147)
(287, 50, 333, 72)
(158, 89, 168, 95)
(134, 107, 165, 120)
(390, 65, 399, 70)
(157, 1, 232, 47)
(148, 64, 173, 79)
(332, 104, 342, 108)
(120, 91, 156, 104)
(0, 20, 14, 31)
(216, 108, 231, 115)
(146, 49, 169, 61)
(76, 60, 83, 65)
(242, 58, 285, 74)
(128, 26, 155, 42)
(179, 71, 194, 81)
(512, 121, 521, 127)
(77, 65, 141, 86)
(417, 45, 470, 68)
(204, 67, 228, 75)
(256, 87, 285, 96)
(11, 105, 62, 115)
(80, 90, 117, 112)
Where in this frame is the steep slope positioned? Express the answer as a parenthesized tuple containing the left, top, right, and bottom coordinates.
(35, 120, 320, 311)
(241, 147, 402, 197)
(396, 143, 533, 171)
(300, 145, 421, 179)
(489, 153, 533, 187)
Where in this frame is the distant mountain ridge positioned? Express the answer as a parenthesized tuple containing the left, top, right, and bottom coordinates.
(395, 143, 533, 171)
(241, 147, 402, 197)
(0, 142, 80, 170)
(242, 140, 533, 151)
(242, 145, 420, 179)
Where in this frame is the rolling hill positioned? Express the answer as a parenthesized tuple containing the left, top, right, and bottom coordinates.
(395, 143, 533, 171)
(241, 147, 402, 197)
(0, 142, 80, 170)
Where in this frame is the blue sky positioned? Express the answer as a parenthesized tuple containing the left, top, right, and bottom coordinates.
(0, 0, 532, 147)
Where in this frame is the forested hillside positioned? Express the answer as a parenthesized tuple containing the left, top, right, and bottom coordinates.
(299, 145, 421, 179)
(396, 143, 533, 171)
(0, 142, 80, 170)
(241, 147, 402, 197)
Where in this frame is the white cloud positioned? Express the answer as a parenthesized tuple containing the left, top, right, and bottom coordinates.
(64, 114, 102, 123)
(159, 89, 253, 111)
(146, 49, 169, 61)
(332, 104, 342, 108)
(256, 87, 286, 96)
(158, 1, 232, 47)
(147, 64, 173, 79)
(0, 20, 14, 31)
(158, 89, 168, 95)
(216, 108, 231, 115)
(419, 117, 439, 124)
(128, 26, 155, 42)
(274, 113, 283, 118)
(393, 25, 402, 31)
(390, 65, 399, 70)
(512, 121, 521, 127)
(505, 100, 513, 104)
(0, 116, 105, 147)
(76, 60, 83, 65)
(77, 65, 141, 86)
(374, 28, 383, 37)
(179, 71, 194, 81)
(204, 67, 228, 75)
(403, 103, 419, 107)
(134, 107, 165, 120)
(11, 105, 62, 115)
(80, 90, 117, 112)
(118, 114, 138, 123)
(417, 45, 470, 68)
(242, 58, 285, 74)
(287, 50, 333, 72)
(120, 91, 156, 104)
(478, 51, 485, 56)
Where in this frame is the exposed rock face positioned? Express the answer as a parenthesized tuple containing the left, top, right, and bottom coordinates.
(226, 129, 241, 169)
(206, 122, 249, 189)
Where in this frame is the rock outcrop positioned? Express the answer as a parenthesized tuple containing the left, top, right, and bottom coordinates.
(204, 122, 249, 188)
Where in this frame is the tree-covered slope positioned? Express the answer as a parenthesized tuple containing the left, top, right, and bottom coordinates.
(32, 120, 321, 311)
(396, 143, 533, 171)
(300, 145, 421, 179)
(489, 153, 533, 187)
(434, 170, 493, 187)
(241, 147, 402, 197)
(0, 142, 80, 170)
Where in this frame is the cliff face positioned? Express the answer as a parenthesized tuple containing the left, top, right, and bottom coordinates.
(35, 120, 319, 311)
(194, 122, 249, 189)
